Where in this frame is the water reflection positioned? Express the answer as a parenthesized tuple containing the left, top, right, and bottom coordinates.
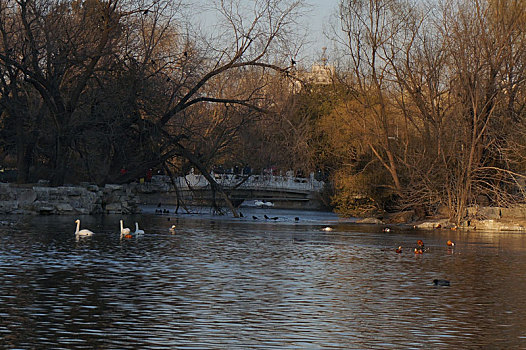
(1, 209, 526, 348)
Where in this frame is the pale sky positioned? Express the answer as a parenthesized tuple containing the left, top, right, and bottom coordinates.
(303, 0, 340, 63)
(190, 0, 340, 65)
(190, 0, 340, 57)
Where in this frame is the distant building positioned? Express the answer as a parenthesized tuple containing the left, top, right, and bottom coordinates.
(290, 48, 335, 92)
(302, 61, 335, 85)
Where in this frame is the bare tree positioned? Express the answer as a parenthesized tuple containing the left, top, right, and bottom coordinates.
(0, 0, 309, 216)
(336, 0, 406, 193)
(325, 0, 526, 222)
(0, 0, 134, 184)
(148, 0, 307, 215)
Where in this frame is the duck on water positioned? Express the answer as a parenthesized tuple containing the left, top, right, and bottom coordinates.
(433, 279, 450, 286)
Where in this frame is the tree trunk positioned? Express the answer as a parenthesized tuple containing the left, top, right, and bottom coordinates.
(163, 163, 191, 214)
(51, 133, 69, 186)
(15, 116, 30, 183)
(175, 142, 239, 217)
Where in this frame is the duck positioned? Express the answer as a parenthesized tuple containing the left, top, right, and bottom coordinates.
(395, 246, 402, 254)
(120, 220, 131, 236)
(294, 217, 300, 222)
(169, 225, 176, 234)
(74, 219, 94, 237)
(383, 227, 391, 232)
(322, 226, 333, 232)
(264, 214, 270, 219)
(134, 222, 145, 235)
(415, 239, 426, 253)
(252, 216, 258, 220)
(447, 240, 455, 247)
(433, 279, 450, 286)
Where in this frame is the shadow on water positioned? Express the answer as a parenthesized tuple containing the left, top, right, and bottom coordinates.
(1, 209, 526, 348)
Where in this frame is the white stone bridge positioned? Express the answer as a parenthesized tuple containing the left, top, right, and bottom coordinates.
(135, 172, 326, 209)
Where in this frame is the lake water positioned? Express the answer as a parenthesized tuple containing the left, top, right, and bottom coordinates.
(1, 207, 526, 349)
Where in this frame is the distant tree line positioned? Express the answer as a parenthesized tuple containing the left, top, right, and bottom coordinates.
(2, 0, 526, 223)
(308, 0, 526, 224)
(0, 0, 307, 215)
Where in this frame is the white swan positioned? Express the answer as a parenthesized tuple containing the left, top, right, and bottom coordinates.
(120, 220, 130, 235)
(134, 222, 145, 235)
(169, 225, 176, 234)
(75, 219, 94, 237)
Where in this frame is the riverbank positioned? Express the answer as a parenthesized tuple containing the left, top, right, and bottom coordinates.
(0, 182, 140, 215)
(357, 206, 526, 232)
(2, 180, 525, 233)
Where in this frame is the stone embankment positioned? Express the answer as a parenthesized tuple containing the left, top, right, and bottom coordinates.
(0, 182, 140, 215)
(357, 205, 526, 231)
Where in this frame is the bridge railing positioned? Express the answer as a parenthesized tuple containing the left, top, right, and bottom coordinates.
(148, 172, 325, 193)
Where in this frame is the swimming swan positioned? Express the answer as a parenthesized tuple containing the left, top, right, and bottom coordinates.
(134, 222, 145, 235)
(120, 220, 131, 235)
(75, 219, 94, 237)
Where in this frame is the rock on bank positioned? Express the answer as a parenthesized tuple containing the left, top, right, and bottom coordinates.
(0, 182, 140, 215)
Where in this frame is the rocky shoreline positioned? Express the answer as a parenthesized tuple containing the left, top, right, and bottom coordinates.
(357, 206, 526, 232)
(1, 181, 526, 232)
(0, 182, 140, 215)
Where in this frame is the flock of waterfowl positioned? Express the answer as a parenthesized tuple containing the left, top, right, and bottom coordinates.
(394, 235, 454, 287)
(393, 238, 455, 255)
(251, 214, 301, 222)
(74, 219, 175, 238)
(316, 225, 453, 286)
(75, 216, 452, 286)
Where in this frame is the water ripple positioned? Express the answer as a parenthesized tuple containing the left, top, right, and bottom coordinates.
(1, 211, 526, 348)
